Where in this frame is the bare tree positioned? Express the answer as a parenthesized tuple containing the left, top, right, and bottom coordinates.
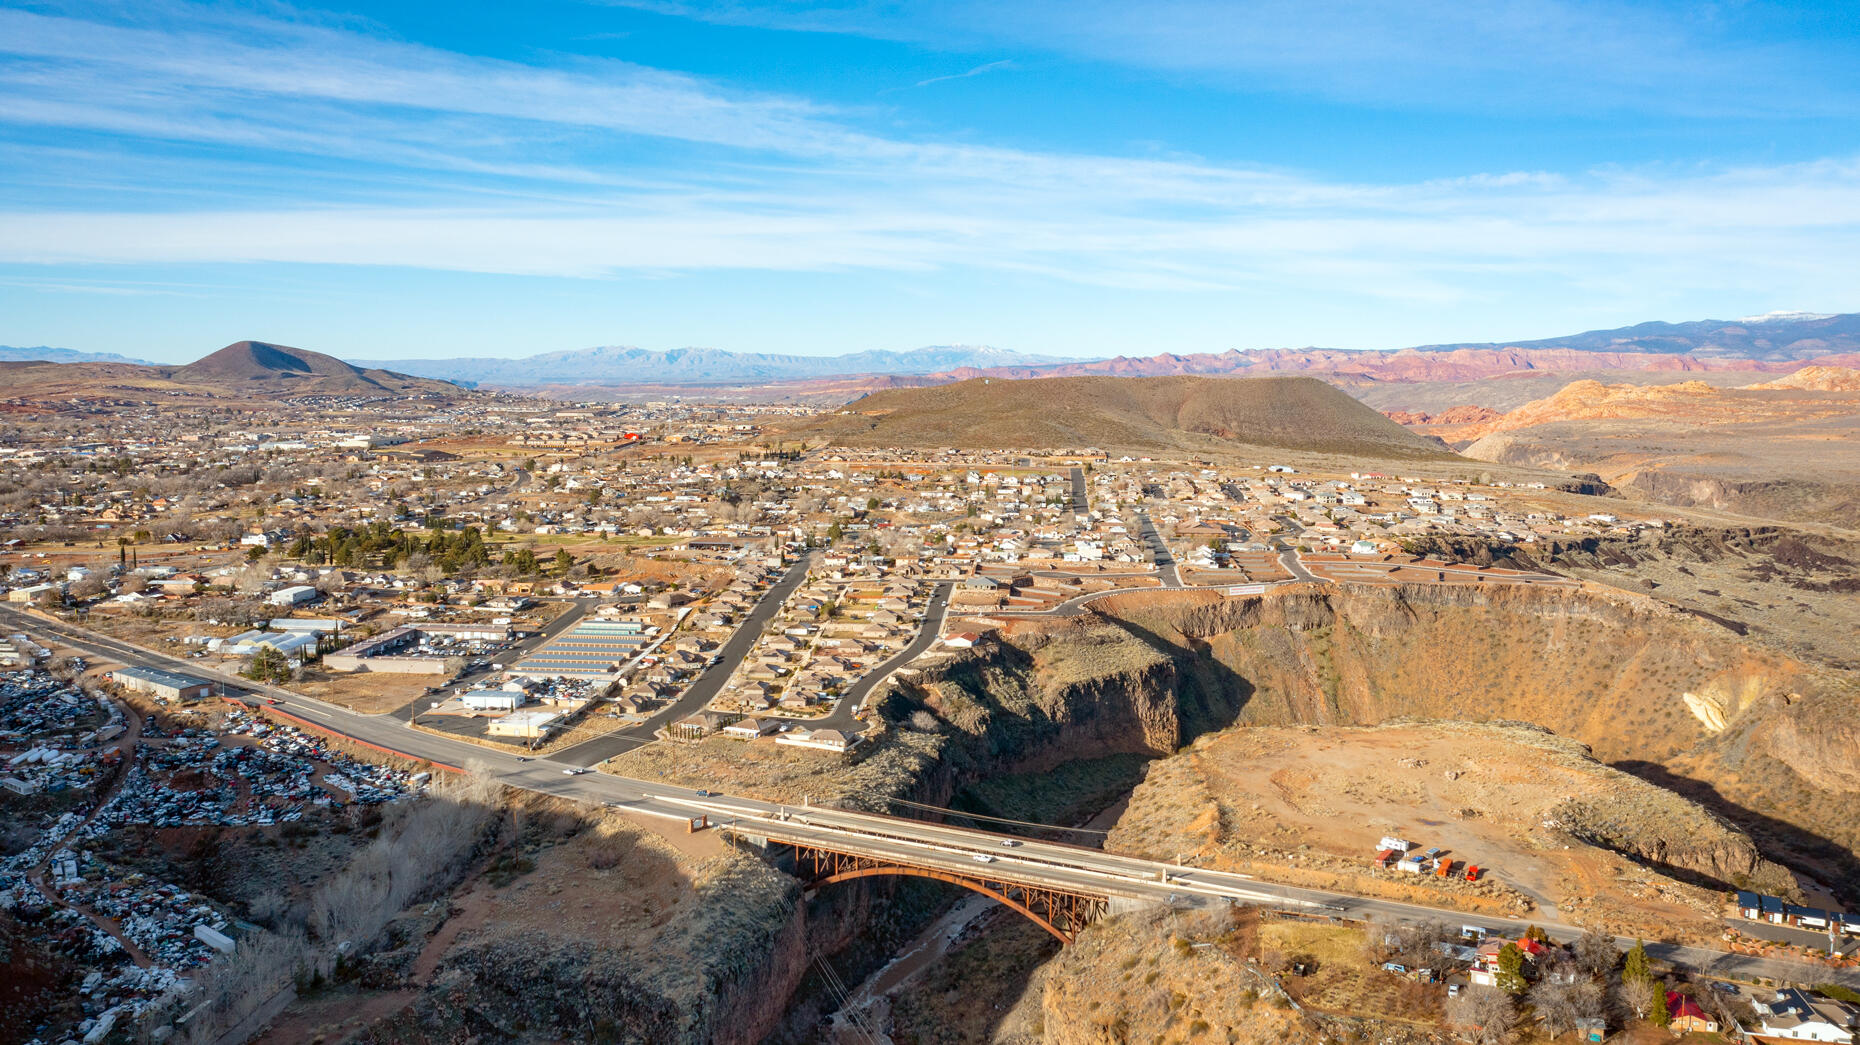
(1529, 977, 1602, 1039)
(1447, 987, 1519, 1045)
(69, 574, 108, 600)
(1701, 986, 1746, 1034)
(1616, 975, 1659, 1022)
(1573, 926, 1618, 978)
(171, 929, 310, 1045)
(305, 766, 503, 972)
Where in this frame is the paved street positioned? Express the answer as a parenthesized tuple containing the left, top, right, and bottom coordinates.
(10, 601, 1858, 991)
(550, 552, 818, 765)
(803, 580, 952, 731)
(1268, 514, 1320, 582)
(1133, 509, 1182, 587)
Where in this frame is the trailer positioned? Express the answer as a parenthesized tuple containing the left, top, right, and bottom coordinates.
(1436, 859, 1455, 878)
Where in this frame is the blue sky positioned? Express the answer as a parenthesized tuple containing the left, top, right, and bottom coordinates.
(2, 0, 1859, 363)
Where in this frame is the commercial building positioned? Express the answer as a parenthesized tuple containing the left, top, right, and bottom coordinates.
(486, 709, 561, 738)
(112, 666, 213, 703)
(267, 584, 319, 607)
(514, 619, 652, 679)
(460, 690, 522, 712)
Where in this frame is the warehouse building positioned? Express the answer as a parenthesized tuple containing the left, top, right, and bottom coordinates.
(112, 666, 213, 703)
(513, 619, 652, 679)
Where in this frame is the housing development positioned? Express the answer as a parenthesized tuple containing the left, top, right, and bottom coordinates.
(3, 376, 1859, 1045)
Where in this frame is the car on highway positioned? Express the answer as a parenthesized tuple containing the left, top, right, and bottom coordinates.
(1000, 840, 1021, 848)
(562, 768, 590, 776)
(973, 854, 996, 863)
(515, 756, 533, 762)
(695, 789, 714, 797)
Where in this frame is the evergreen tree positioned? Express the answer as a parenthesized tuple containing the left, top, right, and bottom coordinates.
(1623, 939, 1652, 984)
(1496, 942, 1528, 995)
(1649, 989, 1671, 1027)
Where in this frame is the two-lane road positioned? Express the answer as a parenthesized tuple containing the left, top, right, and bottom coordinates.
(1133, 509, 1182, 587)
(802, 580, 952, 731)
(10, 603, 1857, 990)
(551, 552, 818, 765)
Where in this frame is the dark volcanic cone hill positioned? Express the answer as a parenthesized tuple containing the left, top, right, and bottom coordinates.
(787, 375, 1454, 459)
(173, 340, 453, 395)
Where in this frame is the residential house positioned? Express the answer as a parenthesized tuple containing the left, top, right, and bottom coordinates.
(1753, 988, 1860, 1043)
(1665, 992, 1717, 1034)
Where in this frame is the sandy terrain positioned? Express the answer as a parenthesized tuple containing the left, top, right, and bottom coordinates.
(1110, 722, 1756, 942)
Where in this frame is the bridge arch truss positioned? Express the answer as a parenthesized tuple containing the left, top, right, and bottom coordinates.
(785, 840, 1107, 944)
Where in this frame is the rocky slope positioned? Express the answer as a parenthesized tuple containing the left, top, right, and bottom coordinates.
(1039, 906, 1321, 1045)
(1453, 372, 1860, 526)
(1399, 526, 1860, 670)
(1081, 583, 1860, 900)
(1108, 720, 1794, 936)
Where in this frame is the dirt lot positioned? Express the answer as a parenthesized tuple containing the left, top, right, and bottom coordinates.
(1261, 920, 1445, 1026)
(1110, 721, 1758, 941)
(290, 669, 437, 715)
(602, 725, 945, 808)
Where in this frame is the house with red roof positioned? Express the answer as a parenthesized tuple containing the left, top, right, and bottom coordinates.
(1666, 991, 1717, 1034)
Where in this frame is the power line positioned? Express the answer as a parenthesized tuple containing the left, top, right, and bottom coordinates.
(811, 952, 880, 1045)
(882, 797, 1109, 835)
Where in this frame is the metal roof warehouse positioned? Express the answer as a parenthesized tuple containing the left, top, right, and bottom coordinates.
(514, 620, 652, 679)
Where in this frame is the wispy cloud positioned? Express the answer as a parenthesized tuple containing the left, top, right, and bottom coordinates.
(1, 4, 1858, 318)
(616, 0, 1860, 118)
(910, 59, 1016, 89)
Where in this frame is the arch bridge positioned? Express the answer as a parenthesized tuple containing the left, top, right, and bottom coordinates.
(784, 839, 1109, 944)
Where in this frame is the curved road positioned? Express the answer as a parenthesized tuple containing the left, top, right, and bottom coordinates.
(8, 606, 1855, 991)
(550, 552, 818, 765)
(802, 581, 952, 731)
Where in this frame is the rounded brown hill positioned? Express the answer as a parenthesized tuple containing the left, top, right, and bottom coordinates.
(786, 375, 1454, 458)
(172, 340, 454, 395)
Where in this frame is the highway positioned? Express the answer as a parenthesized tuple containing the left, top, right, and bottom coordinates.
(9, 603, 1858, 990)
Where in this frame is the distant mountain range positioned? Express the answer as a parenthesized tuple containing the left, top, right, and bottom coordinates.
(0, 345, 153, 365)
(354, 311, 1860, 388)
(10, 311, 1860, 395)
(350, 344, 1078, 387)
(1409, 311, 1860, 360)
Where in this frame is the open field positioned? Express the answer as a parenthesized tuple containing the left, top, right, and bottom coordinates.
(1109, 721, 1793, 942)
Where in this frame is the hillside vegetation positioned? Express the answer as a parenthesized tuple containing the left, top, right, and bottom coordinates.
(784, 375, 1454, 459)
